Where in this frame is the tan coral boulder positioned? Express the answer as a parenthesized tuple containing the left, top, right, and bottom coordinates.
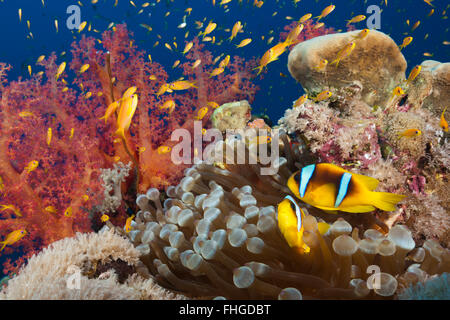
(287, 30, 407, 107)
(211, 100, 252, 132)
(419, 61, 449, 115)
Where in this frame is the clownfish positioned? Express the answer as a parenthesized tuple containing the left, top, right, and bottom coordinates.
(278, 195, 330, 253)
(287, 163, 406, 213)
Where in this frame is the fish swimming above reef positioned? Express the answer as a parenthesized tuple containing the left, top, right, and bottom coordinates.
(287, 163, 406, 213)
(278, 195, 330, 253)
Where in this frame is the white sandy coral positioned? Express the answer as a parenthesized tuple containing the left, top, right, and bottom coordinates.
(0, 229, 186, 300)
(99, 162, 132, 213)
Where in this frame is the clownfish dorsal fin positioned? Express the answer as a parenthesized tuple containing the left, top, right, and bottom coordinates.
(299, 164, 316, 198)
(351, 173, 380, 191)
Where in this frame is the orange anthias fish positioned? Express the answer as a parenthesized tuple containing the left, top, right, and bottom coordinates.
(0, 205, 22, 217)
(228, 21, 243, 42)
(157, 146, 172, 155)
(125, 214, 135, 233)
(294, 94, 308, 107)
(406, 65, 421, 85)
(24, 160, 39, 173)
(284, 23, 304, 46)
(314, 90, 333, 102)
(236, 38, 252, 48)
(195, 107, 209, 120)
(159, 100, 176, 114)
(254, 48, 274, 75)
(115, 94, 138, 139)
(99, 101, 120, 123)
(353, 29, 370, 40)
(101, 214, 110, 222)
(168, 80, 197, 90)
(439, 107, 448, 132)
(398, 129, 422, 138)
(330, 41, 356, 67)
(313, 58, 328, 72)
(0, 229, 27, 252)
(287, 163, 406, 213)
(399, 36, 413, 50)
(346, 15, 366, 25)
(315, 4, 335, 22)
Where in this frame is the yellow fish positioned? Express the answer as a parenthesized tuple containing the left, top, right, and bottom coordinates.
(168, 80, 198, 90)
(392, 86, 405, 97)
(182, 42, 193, 55)
(294, 94, 308, 107)
(440, 107, 448, 132)
(69, 128, 74, 139)
(254, 48, 274, 75)
(284, 23, 304, 46)
(45, 206, 57, 214)
(346, 15, 366, 25)
(236, 38, 252, 48)
(288, 163, 406, 213)
(115, 94, 138, 139)
(82, 195, 89, 202)
(55, 61, 66, 80)
(314, 90, 332, 102)
(406, 65, 421, 85)
(191, 59, 202, 70)
(299, 13, 312, 24)
(228, 21, 243, 41)
(398, 129, 422, 138)
(353, 29, 370, 40)
(125, 214, 135, 233)
(195, 107, 209, 120)
(36, 55, 45, 63)
(330, 41, 356, 67)
(79, 64, 90, 74)
(101, 214, 110, 222)
(249, 135, 271, 145)
(411, 20, 421, 32)
(0, 205, 22, 217)
(64, 206, 73, 217)
(210, 67, 225, 78)
(78, 21, 87, 33)
(315, 4, 335, 22)
(159, 100, 176, 114)
(313, 59, 328, 72)
(0, 230, 27, 252)
(172, 60, 180, 69)
(207, 101, 220, 109)
(313, 22, 325, 30)
(157, 146, 172, 155)
(99, 101, 120, 124)
(156, 83, 170, 96)
(47, 128, 52, 146)
(201, 21, 217, 38)
(399, 36, 413, 50)
(19, 111, 34, 118)
(278, 196, 329, 253)
(24, 160, 39, 173)
(219, 55, 231, 69)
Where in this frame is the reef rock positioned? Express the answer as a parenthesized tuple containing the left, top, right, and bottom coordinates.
(211, 100, 251, 132)
(409, 60, 450, 114)
(287, 29, 407, 107)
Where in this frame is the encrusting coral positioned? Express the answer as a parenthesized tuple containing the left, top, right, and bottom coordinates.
(125, 134, 449, 299)
(0, 228, 186, 300)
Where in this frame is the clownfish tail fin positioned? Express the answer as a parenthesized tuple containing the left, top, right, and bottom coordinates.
(370, 192, 406, 212)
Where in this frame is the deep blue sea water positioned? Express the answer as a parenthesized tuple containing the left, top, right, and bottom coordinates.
(0, 0, 448, 122)
(0, 0, 448, 278)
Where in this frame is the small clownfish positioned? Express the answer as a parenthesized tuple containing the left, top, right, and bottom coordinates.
(398, 129, 422, 138)
(277, 195, 330, 254)
(125, 214, 135, 233)
(287, 163, 406, 213)
(440, 107, 448, 132)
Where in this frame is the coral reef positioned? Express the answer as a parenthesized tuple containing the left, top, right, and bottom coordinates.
(0, 228, 186, 300)
(71, 26, 259, 192)
(398, 272, 450, 300)
(126, 136, 449, 299)
(287, 30, 407, 107)
(211, 100, 252, 132)
(0, 56, 110, 275)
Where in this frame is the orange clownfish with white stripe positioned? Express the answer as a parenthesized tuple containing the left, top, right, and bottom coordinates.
(287, 163, 406, 213)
